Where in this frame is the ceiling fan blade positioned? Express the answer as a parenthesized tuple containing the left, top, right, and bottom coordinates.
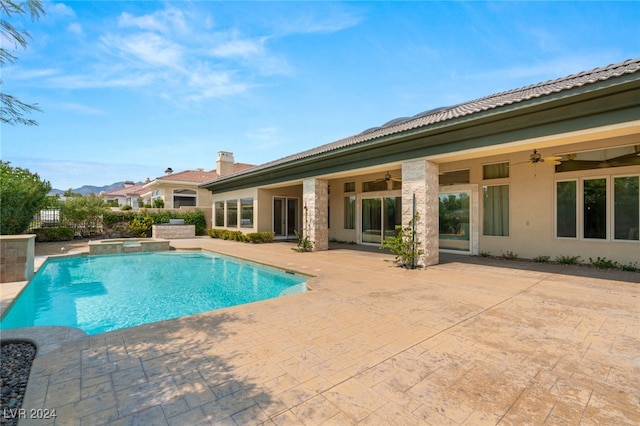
(542, 156, 562, 162)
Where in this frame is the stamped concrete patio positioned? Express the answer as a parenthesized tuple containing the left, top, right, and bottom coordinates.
(2, 238, 639, 425)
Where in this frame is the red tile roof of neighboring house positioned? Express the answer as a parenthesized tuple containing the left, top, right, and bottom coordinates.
(103, 183, 147, 196)
(155, 164, 254, 183)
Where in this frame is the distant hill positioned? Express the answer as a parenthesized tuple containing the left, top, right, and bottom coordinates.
(49, 182, 126, 196)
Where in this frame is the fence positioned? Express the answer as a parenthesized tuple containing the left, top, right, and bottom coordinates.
(27, 209, 103, 237)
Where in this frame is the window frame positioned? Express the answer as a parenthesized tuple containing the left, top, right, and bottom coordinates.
(553, 173, 640, 243)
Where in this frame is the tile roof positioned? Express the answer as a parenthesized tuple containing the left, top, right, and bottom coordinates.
(103, 183, 147, 196)
(209, 57, 640, 183)
(156, 164, 254, 183)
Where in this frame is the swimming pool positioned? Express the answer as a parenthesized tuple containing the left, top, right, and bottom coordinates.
(0, 251, 307, 335)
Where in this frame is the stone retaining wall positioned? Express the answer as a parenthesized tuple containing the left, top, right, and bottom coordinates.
(152, 224, 196, 239)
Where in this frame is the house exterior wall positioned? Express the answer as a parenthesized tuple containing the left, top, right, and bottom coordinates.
(151, 183, 212, 209)
(438, 138, 639, 266)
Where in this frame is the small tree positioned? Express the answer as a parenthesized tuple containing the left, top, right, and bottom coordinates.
(380, 213, 424, 269)
(0, 161, 51, 234)
(59, 193, 109, 237)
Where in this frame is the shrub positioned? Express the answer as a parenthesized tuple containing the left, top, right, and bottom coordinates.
(181, 210, 207, 236)
(59, 193, 109, 237)
(533, 255, 550, 263)
(555, 255, 581, 265)
(501, 250, 519, 260)
(0, 161, 51, 234)
(379, 213, 423, 269)
(589, 257, 619, 269)
(127, 215, 154, 238)
(33, 227, 74, 242)
(153, 199, 164, 208)
(246, 232, 275, 243)
(621, 262, 638, 272)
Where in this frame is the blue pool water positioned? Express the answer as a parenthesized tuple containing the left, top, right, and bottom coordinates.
(0, 251, 306, 335)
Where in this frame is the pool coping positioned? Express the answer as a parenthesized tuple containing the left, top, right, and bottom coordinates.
(0, 245, 316, 355)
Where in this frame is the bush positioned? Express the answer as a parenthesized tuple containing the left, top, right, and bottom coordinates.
(0, 161, 51, 234)
(246, 232, 275, 243)
(33, 227, 75, 242)
(120, 205, 132, 210)
(501, 250, 519, 260)
(59, 193, 109, 237)
(127, 216, 154, 237)
(555, 255, 581, 265)
(533, 255, 550, 263)
(589, 257, 619, 269)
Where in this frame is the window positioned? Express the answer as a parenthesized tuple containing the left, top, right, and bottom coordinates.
(240, 198, 254, 228)
(344, 182, 355, 192)
(214, 201, 225, 227)
(363, 180, 388, 192)
(173, 188, 197, 208)
(226, 200, 237, 227)
(483, 162, 509, 179)
(556, 181, 577, 238)
(614, 176, 639, 241)
(583, 178, 607, 239)
(440, 169, 470, 186)
(483, 185, 509, 236)
(344, 195, 355, 229)
(554, 175, 639, 241)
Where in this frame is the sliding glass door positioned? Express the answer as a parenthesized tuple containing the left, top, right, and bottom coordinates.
(361, 197, 401, 244)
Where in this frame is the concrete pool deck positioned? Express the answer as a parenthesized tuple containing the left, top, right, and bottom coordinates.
(1, 237, 639, 425)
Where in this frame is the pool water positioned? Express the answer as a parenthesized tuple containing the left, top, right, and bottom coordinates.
(0, 251, 307, 335)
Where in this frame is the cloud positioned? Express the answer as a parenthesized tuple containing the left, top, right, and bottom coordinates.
(102, 32, 184, 68)
(67, 22, 83, 36)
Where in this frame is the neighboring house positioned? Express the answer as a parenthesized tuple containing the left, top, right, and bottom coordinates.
(144, 152, 254, 209)
(102, 181, 149, 209)
(201, 58, 640, 267)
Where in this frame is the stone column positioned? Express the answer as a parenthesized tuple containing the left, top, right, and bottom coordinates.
(302, 178, 329, 251)
(402, 160, 439, 267)
(0, 234, 36, 283)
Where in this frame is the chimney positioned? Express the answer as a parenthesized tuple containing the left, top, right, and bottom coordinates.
(216, 151, 234, 177)
(124, 180, 134, 187)
(165, 167, 173, 175)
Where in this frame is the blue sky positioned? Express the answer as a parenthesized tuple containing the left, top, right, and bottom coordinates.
(2, 1, 639, 190)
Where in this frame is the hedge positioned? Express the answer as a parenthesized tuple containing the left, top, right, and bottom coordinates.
(33, 227, 75, 242)
(208, 229, 275, 243)
(103, 210, 208, 236)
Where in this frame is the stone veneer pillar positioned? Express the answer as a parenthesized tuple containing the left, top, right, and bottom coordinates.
(402, 160, 439, 267)
(0, 234, 36, 283)
(302, 178, 329, 251)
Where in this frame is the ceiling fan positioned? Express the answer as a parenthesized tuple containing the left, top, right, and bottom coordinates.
(372, 171, 401, 190)
(526, 149, 562, 166)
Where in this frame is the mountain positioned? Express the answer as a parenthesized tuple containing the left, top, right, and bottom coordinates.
(49, 182, 126, 196)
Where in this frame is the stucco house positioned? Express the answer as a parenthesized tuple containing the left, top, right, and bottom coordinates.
(144, 152, 254, 209)
(201, 58, 640, 267)
(102, 181, 149, 209)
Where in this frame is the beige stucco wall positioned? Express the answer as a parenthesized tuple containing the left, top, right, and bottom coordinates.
(210, 188, 259, 232)
(439, 138, 639, 266)
(150, 183, 212, 209)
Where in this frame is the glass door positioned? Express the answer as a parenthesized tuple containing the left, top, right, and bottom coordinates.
(361, 197, 401, 244)
(273, 197, 298, 239)
(439, 191, 471, 252)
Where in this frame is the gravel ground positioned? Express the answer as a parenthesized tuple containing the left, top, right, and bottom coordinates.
(0, 342, 37, 426)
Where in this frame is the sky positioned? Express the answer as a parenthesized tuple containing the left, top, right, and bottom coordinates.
(2, 1, 639, 190)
